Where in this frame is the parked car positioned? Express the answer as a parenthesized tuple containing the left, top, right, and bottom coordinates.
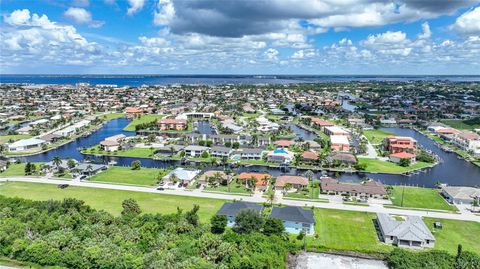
(156, 187, 165, 191)
(57, 184, 69, 189)
(79, 175, 87, 180)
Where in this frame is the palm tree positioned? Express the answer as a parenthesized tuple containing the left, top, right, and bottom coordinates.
(52, 156, 62, 170)
(472, 198, 479, 212)
(86, 164, 93, 175)
(267, 191, 275, 206)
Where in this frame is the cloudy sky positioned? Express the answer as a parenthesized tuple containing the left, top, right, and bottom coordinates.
(1, 0, 480, 74)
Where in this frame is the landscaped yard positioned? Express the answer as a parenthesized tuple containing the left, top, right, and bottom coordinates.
(363, 129, 394, 145)
(441, 118, 480, 130)
(0, 162, 44, 177)
(123, 114, 164, 131)
(425, 218, 480, 254)
(389, 186, 457, 211)
(0, 134, 32, 143)
(83, 145, 157, 158)
(284, 183, 322, 200)
(89, 166, 170, 186)
(357, 158, 432, 174)
(203, 181, 251, 195)
(100, 112, 125, 121)
(307, 208, 392, 254)
(0, 181, 224, 222)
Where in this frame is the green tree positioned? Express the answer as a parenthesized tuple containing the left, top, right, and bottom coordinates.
(121, 198, 141, 217)
(131, 160, 141, 170)
(67, 159, 76, 169)
(210, 215, 227, 234)
(399, 158, 411, 167)
(52, 156, 62, 169)
(262, 218, 284, 236)
(233, 209, 263, 234)
(185, 204, 200, 226)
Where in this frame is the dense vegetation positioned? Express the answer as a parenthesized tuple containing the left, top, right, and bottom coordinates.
(387, 247, 480, 269)
(0, 195, 295, 268)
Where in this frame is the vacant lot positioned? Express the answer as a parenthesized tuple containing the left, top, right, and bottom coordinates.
(0, 134, 32, 143)
(0, 162, 44, 177)
(363, 129, 394, 145)
(83, 145, 157, 158)
(425, 217, 480, 254)
(0, 181, 223, 222)
(441, 118, 480, 130)
(358, 158, 432, 174)
(390, 186, 457, 211)
(89, 166, 169, 186)
(123, 114, 164, 131)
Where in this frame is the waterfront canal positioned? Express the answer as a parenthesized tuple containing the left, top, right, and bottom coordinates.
(18, 118, 480, 188)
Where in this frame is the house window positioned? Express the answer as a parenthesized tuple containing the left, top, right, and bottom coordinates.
(390, 236, 394, 240)
(426, 240, 429, 244)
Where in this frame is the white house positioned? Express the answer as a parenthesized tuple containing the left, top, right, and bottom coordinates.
(8, 138, 46, 152)
(184, 145, 209, 157)
(269, 206, 314, 235)
(162, 167, 201, 184)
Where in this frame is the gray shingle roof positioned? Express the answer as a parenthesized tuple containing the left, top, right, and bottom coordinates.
(216, 201, 263, 217)
(269, 206, 314, 224)
(377, 213, 435, 241)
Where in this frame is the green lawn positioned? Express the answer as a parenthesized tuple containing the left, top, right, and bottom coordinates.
(0, 181, 224, 222)
(307, 208, 392, 254)
(83, 145, 157, 158)
(390, 186, 457, 211)
(363, 129, 394, 145)
(100, 113, 125, 121)
(0, 134, 32, 143)
(0, 162, 44, 177)
(123, 114, 164, 131)
(425, 218, 480, 254)
(440, 118, 480, 130)
(284, 184, 321, 200)
(89, 166, 169, 186)
(357, 158, 432, 174)
(203, 181, 251, 195)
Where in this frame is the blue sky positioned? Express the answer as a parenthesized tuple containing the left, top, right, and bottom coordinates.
(1, 0, 479, 74)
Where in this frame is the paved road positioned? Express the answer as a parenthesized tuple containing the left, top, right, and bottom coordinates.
(1, 176, 479, 223)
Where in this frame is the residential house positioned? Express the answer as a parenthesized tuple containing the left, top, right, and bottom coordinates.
(124, 107, 143, 117)
(210, 146, 232, 158)
(451, 132, 480, 156)
(330, 135, 350, 152)
(162, 167, 201, 184)
(39, 133, 63, 143)
(237, 172, 271, 191)
(0, 160, 7, 172)
(155, 144, 185, 155)
(74, 163, 107, 176)
(8, 138, 45, 152)
(311, 118, 334, 131)
(275, 175, 309, 191)
(234, 148, 264, 160)
(16, 126, 32, 135)
(441, 186, 480, 204)
(158, 118, 187, 131)
(320, 178, 387, 198)
(274, 140, 295, 148)
(184, 145, 209, 157)
(269, 206, 314, 235)
(389, 151, 416, 164)
(100, 140, 120, 152)
(301, 151, 319, 163)
(377, 213, 435, 249)
(327, 152, 357, 164)
(198, 170, 231, 185)
(216, 201, 264, 227)
(267, 148, 295, 164)
(384, 136, 417, 154)
(324, 126, 349, 136)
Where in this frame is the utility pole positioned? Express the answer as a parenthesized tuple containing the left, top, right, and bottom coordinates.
(401, 185, 405, 207)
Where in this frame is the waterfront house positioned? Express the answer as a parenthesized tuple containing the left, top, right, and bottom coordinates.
(198, 170, 231, 185)
(389, 151, 416, 164)
(384, 136, 417, 154)
(124, 107, 143, 117)
(210, 146, 232, 158)
(326, 152, 357, 164)
(238, 172, 271, 191)
(324, 126, 349, 137)
(267, 148, 295, 164)
(275, 175, 309, 191)
(234, 148, 264, 160)
(269, 206, 314, 235)
(376, 213, 435, 249)
(216, 201, 264, 227)
(39, 133, 63, 143)
(451, 132, 480, 156)
(7, 138, 45, 152)
(100, 140, 120, 152)
(274, 140, 295, 148)
(320, 178, 387, 198)
(330, 135, 350, 152)
(184, 145, 209, 157)
(16, 126, 32, 135)
(311, 118, 334, 131)
(158, 118, 187, 131)
(441, 186, 480, 204)
(74, 163, 107, 176)
(301, 151, 319, 163)
(162, 167, 201, 185)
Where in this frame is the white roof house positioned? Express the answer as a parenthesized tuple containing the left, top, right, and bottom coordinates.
(8, 138, 46, 151)
(441, 186, 480, 204)
(330, 135, 350, 145)
(163, 168, 201, 182)
(54, 126, 77, 137)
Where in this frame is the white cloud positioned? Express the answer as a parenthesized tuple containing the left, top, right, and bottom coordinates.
(264, 48, 279, 60)
(154, 0, 175, 25)
(451, 7, 480, 35)
(4, 9, 31, 26)
(127, 0, 145, 16)
(418, 22, 431, 39)
(363, 31, 408, 45)
(64, 7, 104, 28)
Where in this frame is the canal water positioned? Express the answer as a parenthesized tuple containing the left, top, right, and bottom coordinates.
(19, 118, 480, 187)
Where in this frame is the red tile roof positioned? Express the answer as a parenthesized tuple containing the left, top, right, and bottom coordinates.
(390, 152, 416, 159)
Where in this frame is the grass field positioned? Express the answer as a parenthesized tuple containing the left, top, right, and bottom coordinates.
(0, 181, 224, 222)
(363, 129, 394, 145)
(203, 181, 251, 194)
(0, 134, 32, 143)
(100, 113, 125, 121)
(83, 145, 157, 158)
(123, 114, 164, 131)
(307, 208, 392, 254)
(357, 158, 432, 174)
(0, 162, 44, 177)
(390, 186, 457, 211)
(425, 217, 480, 254)
(89, 166, 170, 186)
(441, 118, 480, 130)
(284, 184, 320, 200)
